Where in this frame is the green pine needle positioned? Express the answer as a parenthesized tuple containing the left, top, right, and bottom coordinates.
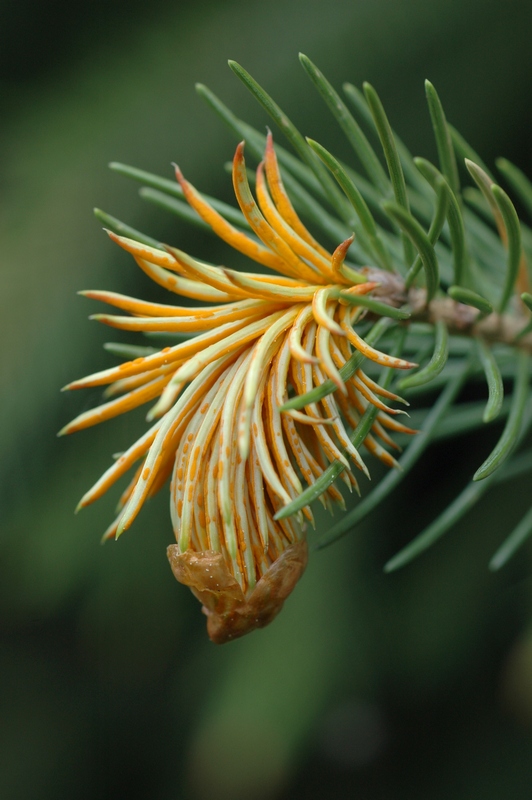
(449, 125, 494, 180)
(475, 338, 505, 423)
(522, 292, 532, 313)
(496, 157, 532, 220)
(414, 157, 468, 286)
(109, 162, 251, 229)
(306, 137, 392, 270)
(382, 201, 440, 300)
(336, 291, 411, 320)
(228, 60, 352, 222)
(363, 82, 416, 268)
(491, 184, 523, 313)
(448, 286, 493, 316)
(139, 188, 212, 231)
(490, 505, 532, 570)
(397, 319, 448, 390)
(473, 350, 530, 481)
(93, 208, 161, 248)
(424, 80, 460, 198)
(404, 172, 449, 289)
(299, 54, 390, 196)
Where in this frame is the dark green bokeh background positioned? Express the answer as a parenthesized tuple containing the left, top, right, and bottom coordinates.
(2, 1, 532, 797)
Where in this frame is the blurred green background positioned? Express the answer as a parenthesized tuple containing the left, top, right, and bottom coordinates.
(2, 1, 532, 797)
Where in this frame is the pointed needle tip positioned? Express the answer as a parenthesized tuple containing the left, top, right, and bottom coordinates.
(383, 553, 405, 572)
(61, 379, 84, 391)
(145, 405, 161, 422)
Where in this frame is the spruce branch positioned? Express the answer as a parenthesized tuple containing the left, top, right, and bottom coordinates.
(69, 55, 532, 621)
